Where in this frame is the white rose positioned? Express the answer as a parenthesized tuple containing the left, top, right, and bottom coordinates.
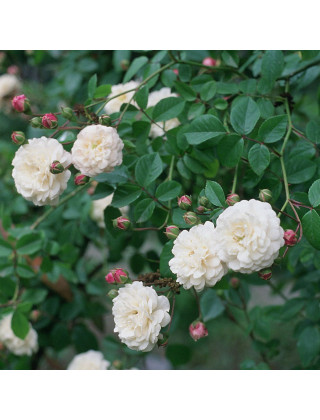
(0, 313, 38, 356)
(0, 74, 21, 99)
(169, 221, 228, 292)
(12, 137, 72, 206)
(104, 81, 139, 115)
(91, 194, 128, 228)
(71, 125, 124, 178)
(112, 282, 170, 352)
(147, 87, 180, 138)
(215, 199, 285, 273)
(67, 350, 110, 370)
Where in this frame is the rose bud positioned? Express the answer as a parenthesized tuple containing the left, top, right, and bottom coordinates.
(189, 321, 208, 341)
(99, 115, 111, 126)
(74, 173, 90, 186)
(284, 229, 297, 247)
(259, 189, 272, 203)
(230, 277, 240, 289)
(30, 310, 41, 322)
(120, 59, 130, 71)
(105, 268, 129, 284)
(173, 69, 179, 75)
(202, 57, 217, 67)
(178, 195, 192, 210)
(12, 94, 30, 113)
(165, 225, 180, 240)
(258, 269, 272, 281)
(199, 196, 210, 207)
(183, 211, 199, 225)
(107, 289, 119, 299)
(30, 116, 42, 128)
(11, 131, 25, 145)
(49, 160, 65, 174)
(42, 113, 58, 129)
(226, 193, 240, 206)
(7, 65, 19, 75)
(61, 107, 74, 120)
(113, 216, 131, 230)
(196, 206, 206, 214)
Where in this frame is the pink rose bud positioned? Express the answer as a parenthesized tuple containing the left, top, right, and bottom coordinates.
(189, 321, 208, 341)
(42, 113, 58, 129)
(183, 211, 199, 226)
(165, 225, 180, 240)
(178, 195, 192, 210)
(49, 160, 65, 175)
(105, 268, 128, 284)
(259, 189, 272, 202)
(202, 57, 217, 67)
(74, 173, 90, 186)
(226, 193, 240, 206)
(7, 65, 19, 75)
(196, 206, 206, 214)
(12, 94, 30, 113)
(173, 69, 179, 75)
(11, 131, 25, 145)
(30, 310, 40, 322)
(112, 216, 131, 230)
(284, 229, 297, 246)
(230, 277, 240, 289)
(258, 269, 272, 281)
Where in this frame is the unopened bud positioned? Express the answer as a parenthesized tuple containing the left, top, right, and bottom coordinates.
(258, 269, 272, 281)
(12, 94, 30, 113)
(230, 277, 240, 289)
(11, 131, 25, 145)
(120, 59, 130, 71)
(30, 310, 41, 322)
(259, 189, 272, 202)
(202, 57, 217, 67)
(30, 117, 42, 128)
(99, 115, 112, 126)
(199, 196, 210, 207)
(61, 107, 74, 120)
(196, 206, 206, 214)
(50, 160, 65, 174)
(113, 216, 131, 230)
(284, 229, 297, 247)
(112, 360, 123, 369)
(107, 289, 118, 299)
(42, 113, 58, 129)
(183, 211, 199, 225)
(189, 321, 208, 341)
(178, 195, 192, 210)
(105, 268, 129, 284)
(226, 193, 240, 206)
(165, 225, 180, 240)
(74, 173, 90, 186)
(173, 69, 179, 76)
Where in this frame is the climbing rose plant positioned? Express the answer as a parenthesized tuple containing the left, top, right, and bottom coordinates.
(1, 50, 320, 369)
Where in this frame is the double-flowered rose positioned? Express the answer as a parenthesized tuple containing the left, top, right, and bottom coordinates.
(104, 81, 139, 115)
(67, 350, 110, 370)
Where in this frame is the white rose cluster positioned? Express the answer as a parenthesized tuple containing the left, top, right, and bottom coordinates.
(170, 199, 284, 290)
(0, 313, 38, 356)
(12, 137, 72, 206)
(104, 81, 139, 115)
(147, 87, 180, 138)
(71, 125, 124, 177)
(67, 350, 110, 370)
(112, 282, 170, 352)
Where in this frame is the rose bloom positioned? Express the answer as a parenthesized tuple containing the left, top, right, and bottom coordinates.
(0, 313, 38, 356)
(67, 350, 110, 370)
(91, 194, 128, 228)
(147, 87, 180, 138)
(104, 81, 139, 115)
(0, 74, 21, 110)
(12, 137, 72, 206)
(169, 221, 227, 292)
(71, 125, 124, 178)
(215, 199, 284, 273)
(112, 282, 170, 352)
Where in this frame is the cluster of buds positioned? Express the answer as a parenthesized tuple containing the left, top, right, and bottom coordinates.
(12, 94, 30, 113)
(258, 269, 272, 281)
(165, 225, 180, 240)
(284, 229, 298, 247)
(178, 195, 192, 210)
(11, 131, 25, 145)
(105, 268, 129, 284)
(259, 189, 272, 203)
(50, 160, 65, 175)
(74, 173, 90, 186)
(189, 321, 208, 341)
(113, 216, 131, 230)
(226, 193, 240, 206)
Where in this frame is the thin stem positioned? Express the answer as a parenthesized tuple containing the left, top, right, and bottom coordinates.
(193, 287, 202, 319)
(231, 164, 239, 194)
(277, 58, 320, 81)
(176, 59, 247, 78)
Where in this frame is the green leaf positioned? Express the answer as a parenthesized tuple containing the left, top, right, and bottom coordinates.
(21, 288, 48, 304)
(309, 179, 320, 207)
(297, 326, 320, 367)
(302, 210, 320, 250)
(261, 50, 284, 81)
(258, 115, 287, 143)
(184, 114, 226, 145)
(230, 97, 260, 135)
(218, 135, 244, 167)
(248, 144, 270, 175)
(153, 97, 185, 122)
(306, 120, 320, 144)
(16, 232, 42, 256)
(200, 289, 225, 322)
(111, 184, 142, 208)
(16, 264, 35, 279)
(123, 56, 148, 83)
(135, 85, 149, 109)
(286, 158, 317, 184)
(134, 199, 156, 223)
(156, 181, 182, 202)
(11, 310, 30, 340)
(200, 81, 217, 101)
(88, 74, 97, 99)
(205, 181, 225, 207)
(160, 240, 174, 277)
(0, 237, 12, 258)
(135, 153, 163, 187)
(91, 183, 115, 200)
(93, 84, 111, 99)
(174, 81, 197, 101)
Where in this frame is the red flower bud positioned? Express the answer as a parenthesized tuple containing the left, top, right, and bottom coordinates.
(11, 131, 25, 145)
(284, 229, 297, 246)
(42, 113, 58, 129)
(165, 225, 180, 240)
(183, 211, 199, 226)
(258, 269, 272, 281)
(113, 216, 131, 230)
(105, 268, 129, 284)
(74, 173, 90, 186)
(49, 160, 65, 174)
(226, 193, 240, 206)
(12, 94, 30, 113)
(202, 57, 217, 67)
(189, 321, 208, 341)
(178, 195, 192, 210)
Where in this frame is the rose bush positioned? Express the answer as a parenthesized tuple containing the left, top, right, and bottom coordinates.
(1, 50, 320, 370)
